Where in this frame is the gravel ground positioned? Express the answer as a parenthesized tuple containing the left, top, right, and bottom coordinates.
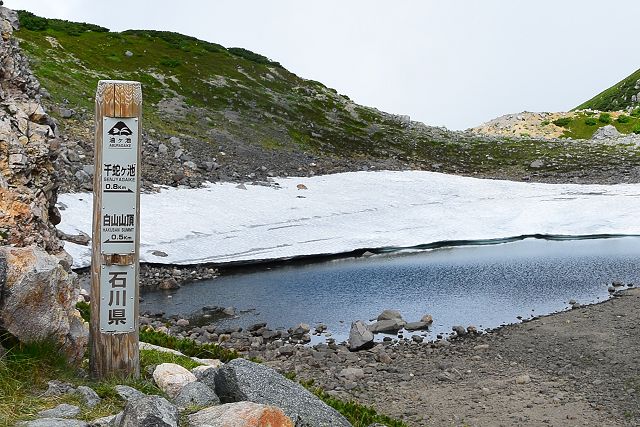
(270, 289, 640, 426)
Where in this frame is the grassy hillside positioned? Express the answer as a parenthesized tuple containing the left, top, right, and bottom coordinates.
(13, 11, 640, 184)
(575, 68, 640, 112)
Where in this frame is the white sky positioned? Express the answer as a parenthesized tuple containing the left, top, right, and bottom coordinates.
(9, 1, 640, 130)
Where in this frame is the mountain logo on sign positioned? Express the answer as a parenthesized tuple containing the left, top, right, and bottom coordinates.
(107, 121, 133, 136)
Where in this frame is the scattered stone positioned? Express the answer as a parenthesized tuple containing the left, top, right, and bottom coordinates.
(37, 404, 80, 418)
(348, 320, 374, 351)
(339, 367, 365, 382)
(377, 309, 403, 321)
(76, 386, 101, 408)
(411, 335, 424, 343)
(452, 325, 467, 336)
(118, 395, 179, 427)
(153, 363, 197, 398)
(173, 381, 220, 407)
(369, 319, 406, 333)
(515, 374, 531, 384)
(188, 402, 293, 427)
(124, 50, 133, 57)
(20, 419, 88, 427)
(89, 415, 117, 426)
(404, 321, 429, 331)
(215, 358, 351, 426)
(296, 183, 307, 190)
(159, 278, 180, 290)
(115, 385, 146, 402)
(139, 342, 184, 356)
(43, 380, 75, 396)
(529, 159, 544, 168)
(420, 314, 434, 324)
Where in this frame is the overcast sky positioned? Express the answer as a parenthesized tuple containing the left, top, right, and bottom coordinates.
(10, 1, 640, 130)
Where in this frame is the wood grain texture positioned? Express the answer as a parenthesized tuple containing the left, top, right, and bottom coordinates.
(91, 80, 142, 379)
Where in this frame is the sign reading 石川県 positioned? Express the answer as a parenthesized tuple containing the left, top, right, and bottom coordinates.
(99, 264, 136, 332)
(100, 117, 138, 256)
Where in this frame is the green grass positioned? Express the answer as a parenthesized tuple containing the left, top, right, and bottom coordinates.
(139, 327, 239, 362)
(14, 9, 640, 182)
(552, 112, 640, 139)
(575, 68, 640, 112)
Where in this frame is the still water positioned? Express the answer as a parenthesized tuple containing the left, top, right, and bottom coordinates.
(141, 237, 640, 343)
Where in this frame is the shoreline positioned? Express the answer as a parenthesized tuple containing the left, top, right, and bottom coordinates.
(135, 286, 640, 426)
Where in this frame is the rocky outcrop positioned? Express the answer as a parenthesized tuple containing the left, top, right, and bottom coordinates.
(0, 246, 87, 361)
(0, 7, 87, 362)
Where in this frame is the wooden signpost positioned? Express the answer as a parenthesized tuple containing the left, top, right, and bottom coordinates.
(90, 80, 142, 378)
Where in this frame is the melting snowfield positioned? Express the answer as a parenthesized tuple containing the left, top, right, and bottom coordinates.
(57, 171, 640, 269)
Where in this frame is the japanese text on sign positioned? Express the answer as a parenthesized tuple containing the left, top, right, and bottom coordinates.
(100, 265, 136, 333)
(100, 117, 138, 255)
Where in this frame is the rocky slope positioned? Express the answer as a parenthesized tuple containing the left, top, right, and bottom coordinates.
(12, 10, 640, 192)
(0, 7, 86, 362)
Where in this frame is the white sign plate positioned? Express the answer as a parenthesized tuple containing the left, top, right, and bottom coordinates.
(99, 264, 136, 333)
(100, 117, 139, 255)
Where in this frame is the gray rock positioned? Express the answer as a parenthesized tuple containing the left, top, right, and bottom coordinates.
(157, 143, 168, 154)
(348, 320, 374, 351)
(115, 385, 146, 402)
(183, 161, 198, 170)
(368, 319, 406, 333)
(20, 419, 88, 427)
(173, 381, 220, 407)
(117, 395, 179, 427)
(43, 380, 76, 396)
(452, 325, 467, 336)
(82, 164, 95, 177)
(215, 358, 350, 426)
(89, 415, 118, 426)
(377, 309, 403, 321)
(38, 403, 81, 418)
(77, 386, 101, 408)
(404, 321, 429, 331)
(193, 365, 219, 389)
(74, 170, 91, 183)
(592, 124, 620, 140)
(291, 322, 310, 337)
(174, 149, 184, 159)
(124, 50, 133, 57)
(60, 108, 74, 119)
(529, 159, 544, 168)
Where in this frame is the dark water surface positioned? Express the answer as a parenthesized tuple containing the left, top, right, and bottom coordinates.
(141, 237, 640, 343)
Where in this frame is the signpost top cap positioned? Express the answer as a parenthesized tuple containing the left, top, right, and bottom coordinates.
(98, 80, 141, 86)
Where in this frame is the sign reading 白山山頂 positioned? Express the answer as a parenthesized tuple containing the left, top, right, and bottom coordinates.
(99, 117, 138, 333)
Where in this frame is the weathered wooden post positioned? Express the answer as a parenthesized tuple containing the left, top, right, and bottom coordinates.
(90, 80, 142, 378)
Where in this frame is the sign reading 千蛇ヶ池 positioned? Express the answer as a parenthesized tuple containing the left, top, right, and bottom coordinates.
(100, 117, 138, 256)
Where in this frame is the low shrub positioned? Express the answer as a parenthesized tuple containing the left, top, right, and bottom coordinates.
(160, 59, 182, 68)
(632, 107, 640, 118)
(617, 114, 631, 123)
(599, 113, 611, 124)
(552, 117, 571, 127)
(584, 117, 597, 126)
(633, 124, 640, 134)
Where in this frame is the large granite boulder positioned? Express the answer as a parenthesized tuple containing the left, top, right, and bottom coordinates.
(215, 358, 351, 426)
(189, 402, 294, 427)
(0, 246, 87, 362)
(153, 363, 198, 398)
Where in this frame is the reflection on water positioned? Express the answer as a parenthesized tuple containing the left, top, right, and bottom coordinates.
(141, 237, 640, 343)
